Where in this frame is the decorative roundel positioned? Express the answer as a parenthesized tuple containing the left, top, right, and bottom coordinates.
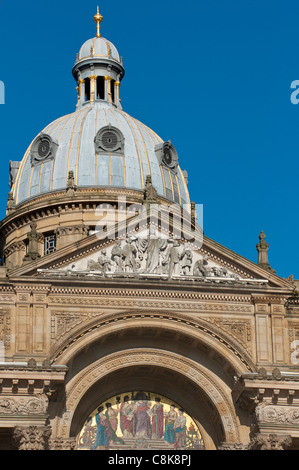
(101, 130, 119, 151)
(94, 125, 124, 155)
(156, 141, 179, 172)
(37, 137, 51, 160)
(163, 147, 173, 166)
(30, 133, 59, 167)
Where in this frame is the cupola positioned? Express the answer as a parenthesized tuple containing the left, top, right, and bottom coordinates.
(72, 7, 125, 109)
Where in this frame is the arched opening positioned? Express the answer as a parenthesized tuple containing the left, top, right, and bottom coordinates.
(51, 317, 248, 448)
(85, 78, 91, 101)
(96, 76, 105, 100)
(76, 389, 205, 450)
(111, 79, 115, 104)
(69, 365, 225, 450)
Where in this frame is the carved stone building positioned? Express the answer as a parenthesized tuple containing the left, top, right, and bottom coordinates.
(0, 9, 298, 451)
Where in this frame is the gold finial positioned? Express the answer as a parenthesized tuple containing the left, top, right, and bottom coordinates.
(94, 6, 103, 38)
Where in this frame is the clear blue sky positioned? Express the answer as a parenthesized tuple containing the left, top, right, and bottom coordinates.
(0, 0, 298, 279)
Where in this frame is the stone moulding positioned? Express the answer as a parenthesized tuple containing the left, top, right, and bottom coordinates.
(58, 349, 240, 444)
(50, 310, 256, 372)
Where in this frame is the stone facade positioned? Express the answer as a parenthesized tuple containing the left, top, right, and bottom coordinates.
(0, 8, 298, 451)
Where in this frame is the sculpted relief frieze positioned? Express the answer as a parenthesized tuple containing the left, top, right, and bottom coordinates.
(0, 393, 48, 416)
(39, 229, 268, 286)
(255, 404, 299, 425)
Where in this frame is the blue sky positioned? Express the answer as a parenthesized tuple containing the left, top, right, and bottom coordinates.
(0, 0, 298, 279)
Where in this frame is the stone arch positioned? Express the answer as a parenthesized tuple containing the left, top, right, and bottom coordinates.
(51, 310, 255, 376)
(53, 349, 242, 448)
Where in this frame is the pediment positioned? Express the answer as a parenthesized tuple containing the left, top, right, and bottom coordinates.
(9, 209, 293, 290)
(37, 231, 268, 286)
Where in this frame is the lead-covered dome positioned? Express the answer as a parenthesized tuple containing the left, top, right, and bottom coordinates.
(78, 36, 121, 63)
(12, 103, 190, 207)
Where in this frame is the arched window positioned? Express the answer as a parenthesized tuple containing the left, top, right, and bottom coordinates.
(96, 77, 105, 100)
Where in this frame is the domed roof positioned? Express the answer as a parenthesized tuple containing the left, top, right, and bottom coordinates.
(11, 8, 190, 209)
(78, 36, 121, 63)
(12, 102, 190, 207)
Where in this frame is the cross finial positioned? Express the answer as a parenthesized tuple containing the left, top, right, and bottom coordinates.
(94, 6, 103, 38)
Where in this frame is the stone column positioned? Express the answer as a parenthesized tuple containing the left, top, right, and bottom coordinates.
(104, 76, 112, 104)
(79, 79, 85, 105)
(89, 75, 97, 103)
(114, 80, 120, 107)
(13, 426, 52, 450)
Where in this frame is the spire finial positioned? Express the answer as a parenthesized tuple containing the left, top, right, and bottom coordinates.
(94, 6, 103, 38)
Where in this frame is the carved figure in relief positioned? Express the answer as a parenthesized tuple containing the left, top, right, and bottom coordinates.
(180, 249, 193, 275)
(163, 241, 181, 278)
(111, 240, 124, 272)
(193, 255, 211, 278)
(212, 266, 228, 277)
(87, 259, 101, 271)
(136, 230, 168, 274)
(122, 238, 137, 272)
(97, 249, 112, 275)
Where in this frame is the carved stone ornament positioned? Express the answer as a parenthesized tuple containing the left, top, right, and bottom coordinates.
(30, 133, 59, 167)
(218, 443, 248, 450)
(249, 433, 292, 451)
(94, 125, 124, 155)
(44, 229, 268, 286)
(144, 175, 157, 204)
(49, 437, 76, 450)
(255, 404, 299, 425)
(23, 222, 41, 264)
(66, 170, 76, 196)
(13, 426, 52, 450)
(155, 141, 179, 173)
(0, 394, 49, 415)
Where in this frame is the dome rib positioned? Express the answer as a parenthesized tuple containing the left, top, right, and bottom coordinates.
(12, 103, 190, 208)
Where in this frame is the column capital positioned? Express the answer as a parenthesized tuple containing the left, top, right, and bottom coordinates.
(13, 425, 52, 450)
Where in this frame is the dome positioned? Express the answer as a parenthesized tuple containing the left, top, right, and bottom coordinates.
(10, 8, 190, 210)
(12, 102, 190, 207)
(78, 36, 121, 63)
